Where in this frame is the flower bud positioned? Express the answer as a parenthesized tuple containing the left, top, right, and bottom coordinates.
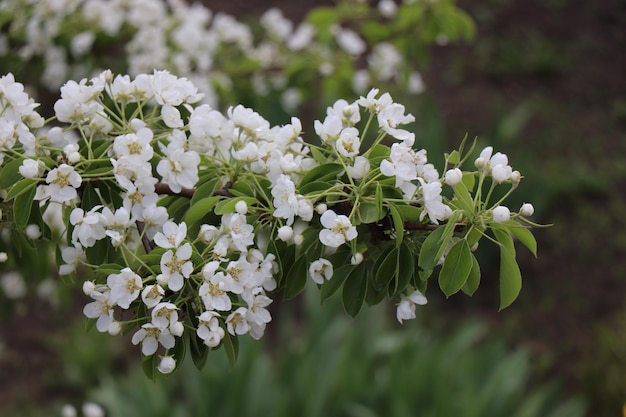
(474, 157, 486, 169)
(0, 252, 7, 263)
(510, 170, 521, 185)
(108, 321, 121, 336)
(82, 280, 96, 296)
(171, 321, 184, 337)
(277, 225, 293, 241)
(492, 205, 511, 223)
(19, 159, 43, 178)
(444, 168, 463, 186)
(351, 253, 364, 265)
(157, 355, 176, 374)
(520, 203, 534, 217)
(235, 200, 248, 215)
(293, 234, 304, 245)
(315, 203, 327, 215)
(25, 224, 41, 239)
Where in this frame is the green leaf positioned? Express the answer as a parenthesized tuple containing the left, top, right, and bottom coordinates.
(462, 252, 481, 296)
(358, 201, 384, 224)
(499, 244, 522, 310)
(508, 222, 537, 257)
(446, 150, 460, 165)
(388, 203, 404, 247)
(13, 184, 37, 228)
(298, 163, 343, 188)
(214, 197, 257, 215)
(191, 178, 218, 204)
(393, 204, 423, 224)
(141, 354, 157, 381)
(462, 172, 476, 193)
(5, 178, 38, 201)
(222, 331, 239, 368)
(453, 181, 474, 213)
(493, 227, 516, 255)
(320, 264, 353, 303)
(300, 180, 334, 195)
(183, 196, 221, 228)
(392, 242, 415, 296)
(418, 211, 462, 280)
(438, 239, 472, 297)
(373, 246, 397, 290)
(229, 180, 255, 198)
(342, 262, 368, 317)
(189, 332, 209, 371)
(0, 157, 25, 189)
(282, 254, 308, 300)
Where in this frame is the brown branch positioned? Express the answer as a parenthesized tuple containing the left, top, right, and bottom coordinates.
(154, 183, 196, 198)
(135, 220, 153, 253)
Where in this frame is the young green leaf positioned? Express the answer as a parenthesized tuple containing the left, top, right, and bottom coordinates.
(342, 262, 368, 317)
(392, 242, 415, 296)
(388, 203, 404, 247)
(438, 238, 472, 297)
(283, 254, 309, 300)
(183, 196, 221, 228)
(13, 185, 37, 228)
(508, 222, 538, 257)
(0, 157, 25, 189)
(373, 246, 397, 290)
(462, 252, 481, 296)
(222, 331, 239, 368)
(499, 244, 522, 310)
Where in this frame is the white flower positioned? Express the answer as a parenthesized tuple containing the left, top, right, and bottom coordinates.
(0, 252, 7, 263)
(445, 168, 463, 186)
(70, 207, 106, 248)
(154, 221, 187, 249)
(152, 302, 180, 329)
(197, 311, 225, 348)
(418, 178, 452, 225)
(157, 355, 176, 374)
(156, 147, 200, 194)
(221, 213, 255, 252)
(199, 271, 232, 311)
(492, 205, 511, 223)
(141, 284, 165, 309)
(520, 203, 534, 217)
(309, 258, 333, 284)
(107, 268, 142, 309)
(346, 156, 370, 180)
(335, 28, 366, 56)
(83, 291, 115, 333)
(396, 289, 427, 324)
(335, 127, 361, 157)
(45, 164, 82, 203)
(131, 323, 176, 356)
(159, 243, 194, 292)
(319, 210, 358, 247)
(226, 307, 251, 336)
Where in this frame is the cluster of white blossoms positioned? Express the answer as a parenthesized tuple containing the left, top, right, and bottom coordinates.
(0, 67, 537, 374)
(0, 0, 433, 111)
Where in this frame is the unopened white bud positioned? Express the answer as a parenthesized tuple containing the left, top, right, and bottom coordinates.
(67, 151, 81, 164)
(235, 200, 248, 215)
(520, 203, 534, 217)
(492, 206, 511, 223)
(445, 168, 463, 186)
(108, 321, 121, 336)
(510, 170, 521, 185)
(351, 253, 364, 265)
(82, 280, 96, 296)
(157, 355, 176, 374)
(0, 252, 7, 263)
(19, 159, 43, 178)
(293, 234, 304, 245)
(474, 157, 486, 169)
(171, 321, 184, 337)
(129, 118, 147, 132)
(315, 203, 327, 215)
(25, 224, 41, 239)
(277, 225, 293, 242)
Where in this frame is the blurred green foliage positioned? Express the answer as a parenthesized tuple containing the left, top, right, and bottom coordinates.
(77, 288, 586, 417)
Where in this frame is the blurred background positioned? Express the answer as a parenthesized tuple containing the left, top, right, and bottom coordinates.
(1, 0, 625, 416)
